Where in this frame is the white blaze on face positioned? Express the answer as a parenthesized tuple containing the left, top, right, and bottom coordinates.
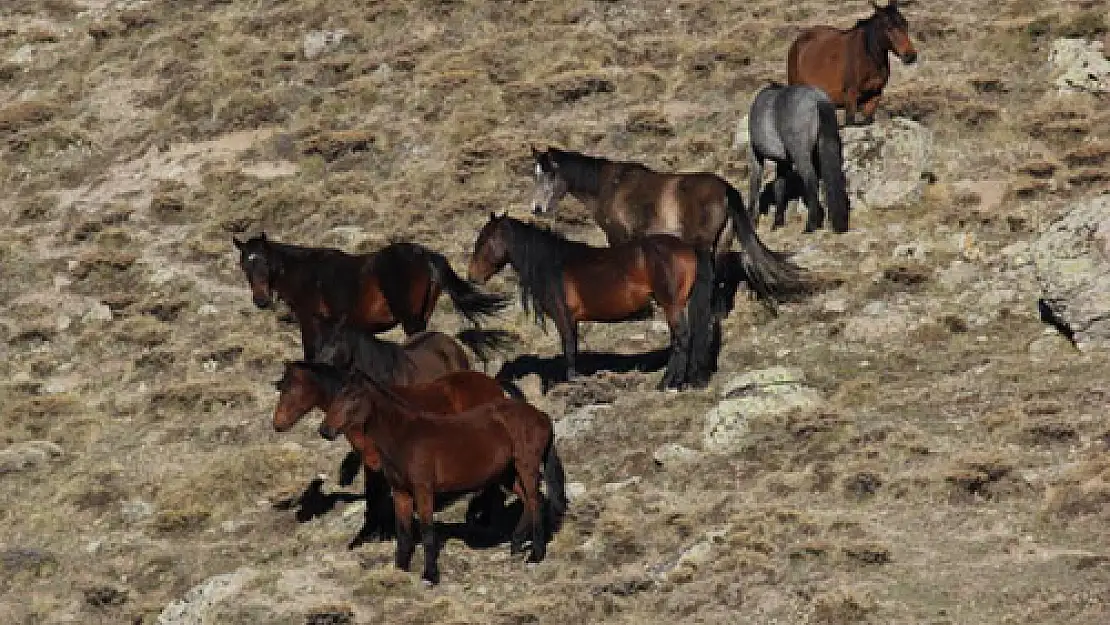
(246, 253, 259, 262)
(535, 163, 544, 178)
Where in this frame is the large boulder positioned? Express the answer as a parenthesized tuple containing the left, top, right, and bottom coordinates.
(1049, 38, 1110, 95)
(702, 367, 822, 453)
(1032, 194, 1110, 351)
(841, 117, 933, 211)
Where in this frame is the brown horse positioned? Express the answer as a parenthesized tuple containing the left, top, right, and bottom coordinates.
(272, 361, 512, 545)
(233, 233, 507, 360)
(529, 146, 806, 313)
(787, 1, 918, 126)
(318, 373, 567, 585)
(468, 213, 719, 389)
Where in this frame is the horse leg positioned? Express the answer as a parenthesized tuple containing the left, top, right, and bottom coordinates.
(299, 314, 319, 361)
(392, 491, 416, 572)
(352, 468, 394, 548)
(859, 93, 881, 125)
(520, 466, 546, 564)
(556, 315, 579, 382)
(415, 488, 439, 585)
(747, 151, 765, 226)
(509, 478, 531, 556)
(771, 162, 793, 230)
(794, 158, 824, 232)
(844, 86, 862, 126)
(659, 305, 691, 390)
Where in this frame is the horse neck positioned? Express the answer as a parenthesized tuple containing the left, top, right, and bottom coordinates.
(350, 332, 404, 383)
(856, 18, 892, 69)
(354, 383, 417, 452)
(266, 242, 314, 302)
(503, 220, 572, 322)
(555, 152, 605, 199)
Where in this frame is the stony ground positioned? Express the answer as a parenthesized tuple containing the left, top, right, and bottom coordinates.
(1, 1, 1109, 624)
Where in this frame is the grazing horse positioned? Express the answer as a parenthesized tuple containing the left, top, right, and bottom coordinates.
(272, 361, 511, 545)
(468, 213, 719, 389)
(318, 373, 567, 585)
(233, 232, 507, 360)
(529, 146, 805, 312)
(748, 83, 850, 233)
(787, 1, 918, 126)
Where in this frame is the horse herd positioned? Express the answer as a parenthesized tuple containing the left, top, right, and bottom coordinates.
(230, 2, 918, 585)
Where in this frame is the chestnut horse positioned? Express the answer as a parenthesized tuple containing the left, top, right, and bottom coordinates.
(529, 146, 806, 313)
(787, 1, 918, 126)
(318, 373, 567, 585)
(468, 214, 719, 389)
(272, 361, 512, 546)
(233, 233, 506, 360)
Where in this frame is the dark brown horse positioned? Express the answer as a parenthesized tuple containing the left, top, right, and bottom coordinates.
(529, 146, 805, 313)
(318, 373, 567, 585)
(233, 233, 507, 360)
(787, 1, 918, 126)
(468, 214, 719, 389)
(272, 361, 512, 545)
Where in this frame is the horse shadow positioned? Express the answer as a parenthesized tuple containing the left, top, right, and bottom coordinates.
(276, 476, 530, 551)
(495, 346, 671, 392)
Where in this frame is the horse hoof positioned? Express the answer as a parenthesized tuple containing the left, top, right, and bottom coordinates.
(421, 572, 440, 586)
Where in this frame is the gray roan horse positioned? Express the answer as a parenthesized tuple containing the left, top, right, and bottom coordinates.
(748, 83, 850, 233)
(530, 147, 806, 313)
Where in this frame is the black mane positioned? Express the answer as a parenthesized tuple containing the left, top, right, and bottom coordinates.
(855, 6, 905, 66)
(499, 217, 591, 327)
(548, 148, 607, 196)
(314, 320, 405, 384)
(289, 360, 348, 401)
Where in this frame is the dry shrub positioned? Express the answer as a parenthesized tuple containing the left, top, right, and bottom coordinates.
(0, 101, 58, 133)
(1063, 142, 1110, 168)
(1043, 460, 1110, 518)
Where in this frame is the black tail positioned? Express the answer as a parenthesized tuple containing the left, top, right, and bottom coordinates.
(454, 328, 518, 364)
(724, 185, 808, 314)
(542, 434, 568, 535)
(685, 248, 720, 387)
(425, 251, 509, 326)
(816, 99, 850, 233)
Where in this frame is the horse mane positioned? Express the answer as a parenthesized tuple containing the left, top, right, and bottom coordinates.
(548, 148, 606, 196)
(500, 217, 588, 326)
(340, 371, 425, 430)
(315, 321, 404, 384)
(289, 360, 347, 401)
(856, 9, 893, 65)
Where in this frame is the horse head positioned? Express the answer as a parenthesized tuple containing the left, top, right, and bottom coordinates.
(468, 212, 511, 284)
(272, 361, 333, 432)
(872, 1, 917, 64)
(530, 146, 570, 215)
(233, 232, 279, 309)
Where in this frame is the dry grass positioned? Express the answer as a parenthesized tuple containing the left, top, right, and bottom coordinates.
(1, 0, 1109, 623)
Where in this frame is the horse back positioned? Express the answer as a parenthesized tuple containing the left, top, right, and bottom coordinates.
(396, 331, 471, 383)
(393, 370, 505, 414)
(787, 26, 849, 102)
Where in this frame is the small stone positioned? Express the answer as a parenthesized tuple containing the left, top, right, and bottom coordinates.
(198, 304, 218, 316)
(303, 30, 348, 60)
(0, 441, 63, 474)
(121, 499, 155, 524)
(83, 303, 113, 323)
(565, 482, 587, 501)
(555, 404, 607, 440)
(823, 298, 848, 313)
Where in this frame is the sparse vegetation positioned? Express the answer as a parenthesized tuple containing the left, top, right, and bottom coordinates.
(1, 1, 1108, 624)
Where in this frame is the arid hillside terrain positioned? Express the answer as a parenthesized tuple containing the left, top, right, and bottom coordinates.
(2, 1, 1109, 623)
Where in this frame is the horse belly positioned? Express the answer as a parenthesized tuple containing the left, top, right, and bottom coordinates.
(354, 276, 395, 328)
(431, 434, 513, 493)
(566, 258, 651, 322)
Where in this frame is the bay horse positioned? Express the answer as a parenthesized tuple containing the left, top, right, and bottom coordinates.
(318, 372, 567, 585)
(748, 83, 850, 233)
(528, 146, 806, 313)
(467, 213, 719, 389)
(787, 1, 918, 126)
(272, 361, 512, 545)
(233, 232, 507, 360)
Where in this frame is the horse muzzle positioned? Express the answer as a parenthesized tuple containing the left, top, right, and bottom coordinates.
(252, 294, 272, 309)
(902, 50, 918, 64)
(318, 422, 340, 441)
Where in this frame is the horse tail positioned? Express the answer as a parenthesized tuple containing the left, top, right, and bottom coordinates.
(542, 433, 568, 533)
(454, 328, 517, 364)
(724, 185, 807, 314)
(686, 247, 720, 386)
(424, 251, 509, 326)
(816, 98, 850, 233)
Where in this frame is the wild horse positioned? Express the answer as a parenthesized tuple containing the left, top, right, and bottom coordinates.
(318, 372, 567, 585)
(787, 1, 918, 126)
(529, 146, 806, 313)
(748, 83, 850, 233)
(468, 213, 719, 389)
(233, 232, 507, 360)
(272, 361, 512, 546)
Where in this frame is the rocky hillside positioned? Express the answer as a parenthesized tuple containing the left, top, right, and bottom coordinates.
(1, 1, 1109, 623)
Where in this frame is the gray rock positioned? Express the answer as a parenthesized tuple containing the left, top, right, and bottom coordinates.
(731, 114, 750, 152)
(0, 441, 64, 474)
(842, 117, 933, 210)
(652, 443, 700, 467)
(82, 303, 113, 323)
(1032, 195, 1110, 351)
(840, 303, 921, 344)
(303, 30, 348, 60)
(702, 368, 822, 453)
(157, 568, 258, 625)
(1050, 38, 1110, 95)
(555, 404, 608, 440)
